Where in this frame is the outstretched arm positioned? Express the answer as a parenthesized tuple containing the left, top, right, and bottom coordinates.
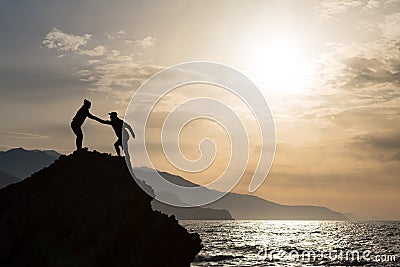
(124, 122, 135, 138)
(93, 116, 112, 125)
(87, 112, 98, 120)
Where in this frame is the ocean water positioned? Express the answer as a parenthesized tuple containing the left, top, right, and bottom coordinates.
(181, 220, 400, 267)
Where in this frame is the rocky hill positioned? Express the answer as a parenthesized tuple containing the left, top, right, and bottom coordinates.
(0, 149, 201, 267)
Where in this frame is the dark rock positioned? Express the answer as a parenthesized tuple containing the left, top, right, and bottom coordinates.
(0, 150, 202, 267)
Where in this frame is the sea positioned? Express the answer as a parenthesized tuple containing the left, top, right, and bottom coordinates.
(180, 220, 400, 267)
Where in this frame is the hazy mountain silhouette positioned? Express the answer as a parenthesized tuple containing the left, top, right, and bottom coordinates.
(37, 149, 61, 158)
(0, 148, 346, 220)
(209, 192, 346, 220)
(152, 201, 233, 220)
(132, 168, 231, 219)
(0, 150, 201, 267)
(343, 212, 358, 220)
(0, 148, 60, 178)
(134, 168, 347, 220)
(0, 169, 20, 189)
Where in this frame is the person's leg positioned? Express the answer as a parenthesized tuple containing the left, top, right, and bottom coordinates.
(121, 131, 129, 156)
(122, 138, 129, 157)
(114, 139, 122, 156)
(76, 128, 83, 150)
(122, 137, 132, 168)
(71, 124, 83, 150)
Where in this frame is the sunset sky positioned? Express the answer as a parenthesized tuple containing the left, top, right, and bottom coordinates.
(1, 0, 399, 219)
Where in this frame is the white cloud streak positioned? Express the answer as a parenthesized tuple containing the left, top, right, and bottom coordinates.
(317, 0, 363, 18)
(317, 0, 398, 18)
(134, 36, 156, 48)
(80, 45, 106, 57)
(43, 29, 106, 57)
(42, 28, 91, 52)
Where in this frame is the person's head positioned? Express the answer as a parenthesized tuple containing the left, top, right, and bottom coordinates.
(83, 99, 91, 109)
(108, 111, 118, 120)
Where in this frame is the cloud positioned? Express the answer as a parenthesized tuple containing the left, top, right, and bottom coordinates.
(78, 51, 163, 93)
(104, 30, 156, 49)
(392, 152, 400, 161)
(0, 132, 48, 139)
(381, 12, 400, 39)
(349, 130, 400, 162)
(134, 36, 156, 48)
(340, 56, 400, 89)
(105, 30, 127, 40)
(312, 7, 400, 93)
(264, 141, 400, 190)
(316, 0, 398, 18)
(86, 62, 163, 93)
(43, 29, 106, 57)
(328, 105, 400, 131)
(43, 29, 162, 98)
(363, 0, 382, 10)
(79, 45, 106, 57)
(317, 0, 363, 18)
(42, 28, 91, 52)
(354, 131, 400, 150)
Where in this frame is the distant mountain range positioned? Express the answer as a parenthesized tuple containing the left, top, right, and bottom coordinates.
(0, 148, 347, 220)
(134, 168, 347, 220)
(0, 148, 60, 179)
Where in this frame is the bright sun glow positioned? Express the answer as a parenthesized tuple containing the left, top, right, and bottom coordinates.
(246, 33, 315, 94)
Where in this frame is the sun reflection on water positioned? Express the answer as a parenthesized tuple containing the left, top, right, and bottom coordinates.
(182, 220, 400, 266)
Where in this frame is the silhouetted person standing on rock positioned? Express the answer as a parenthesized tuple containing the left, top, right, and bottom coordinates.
(94, 112, 135, 157)
(71, 99, 97, 150)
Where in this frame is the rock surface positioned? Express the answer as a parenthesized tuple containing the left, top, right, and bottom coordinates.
(0, 149, 202, 267)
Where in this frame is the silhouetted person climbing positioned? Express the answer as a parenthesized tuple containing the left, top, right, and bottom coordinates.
(94, 112, 135, 157)
(71, 99, 97, 150)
